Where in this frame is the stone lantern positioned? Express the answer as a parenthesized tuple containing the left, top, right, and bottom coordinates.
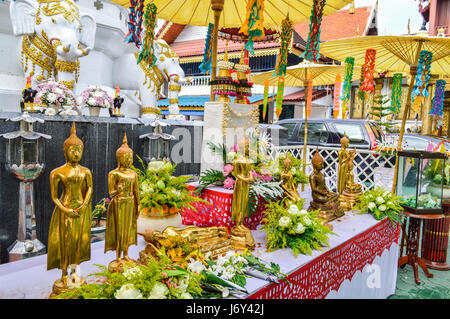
(0, 112, 51, 261)
(139, 119, 177, 163)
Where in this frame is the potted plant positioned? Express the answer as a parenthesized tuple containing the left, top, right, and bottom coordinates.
(91, 197, 110, 242)
(78, 86, 113, 116)
(34, 79, 77, 115)
(424, 159, 450, 200)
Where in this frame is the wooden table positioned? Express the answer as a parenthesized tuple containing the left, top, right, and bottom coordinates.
(398, 210, 444, 284)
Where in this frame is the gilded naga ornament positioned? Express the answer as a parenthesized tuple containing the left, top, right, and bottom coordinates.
(47, 122, 93, 298)
(104, 134, 140, 273)
(230, 138, 256, 251)
(309, 149, 344, 227)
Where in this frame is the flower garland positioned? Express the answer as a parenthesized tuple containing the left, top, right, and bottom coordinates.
(78, 86, 113, 109)
(137, 3, 158, 67)
(411, 50, 433, 113)
(355, 187, 402, 226)
(341, 57, 355, 119)
(390, 73, 403, 114)
(199, 23, 214, 75)
(262, 78, 269, 120)
(300, 0, 326, 63)
(275, 75, 285, 118)
(273, 15, 292, 77)
(429, 79, 446, 118)
(359, 49, 376, 94)
(333, 74, 341, 119)
(239, 0, 265, 55)
(357, 66, 367, 105)
(124, 0, 145, 48)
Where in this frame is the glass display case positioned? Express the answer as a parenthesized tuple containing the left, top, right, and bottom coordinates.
(396, 150, 446, 214)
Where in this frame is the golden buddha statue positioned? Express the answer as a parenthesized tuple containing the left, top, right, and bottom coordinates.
(47, 123, 93, 298)
(280, 156, 302, 203)
(230, 138, 256, 251)
(338, 134, 363, 211)
(104, 134, 140, 272)
(309, 149, 344, 226)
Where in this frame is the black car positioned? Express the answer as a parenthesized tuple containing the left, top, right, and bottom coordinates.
(275, 119, 384, 150)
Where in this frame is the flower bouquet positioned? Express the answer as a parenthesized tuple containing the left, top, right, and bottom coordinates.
(261, 199, 334, 257)
(354, 187, 403, 225)
(91, 197, 110, 227)
(78, 86, 113, 116)
(34, 79, 77, 115)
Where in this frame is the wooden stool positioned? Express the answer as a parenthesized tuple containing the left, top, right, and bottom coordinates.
(398, 211, 444, 284)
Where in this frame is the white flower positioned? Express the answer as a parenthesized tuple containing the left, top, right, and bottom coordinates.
(299, 209, 308, 215)
(287, 205, 300, 216)
(302, 216, 313, 226)
(47, 93, 57, 103)
(147, 161, 165, 173)
(187, 258, 206, 274)
(383, 191, 390, 197)
(224, 250, 236, 260)
(54, 88, 63, 95)
(45, 107, 56, 116)
(93, 91, 103, 98)
(148, 282, 169, 299)
(221, 287, 230, 298)
(177, 276, 190, 293)
(88, 97, 97, 106)
(114, 283, 143, 299)
(294, 223, 305, 234)
(180, 292, 193, 299)
(376, 196, 384, 204)
(77, 96, 84, 105)
(278, 216, 291, 228)
(379, 204, 387, 211)
(368, 202, 376, 210)
(123, 266, 142, 280)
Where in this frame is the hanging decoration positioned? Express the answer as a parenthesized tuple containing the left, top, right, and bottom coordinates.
(390, 73, 403, 114)
(137, 3, 158, 67)
(239, 0, 265, 55)
(263, 79, 269, 120)
(275, 75, 285, 118)
(341, 57, 355, 119)
(124, 0, 145, 48)
(359, 49, 376, 94)
(300, 0, 326, 63)
(429, 80, 446, 118)
(357, 66, 367, 105)
(411, 50, 433, 113)
(306, 74, 313, 118)
(273, 15, 292, 77)
(333, 74, 342, 119)
(199, 23, 214, 75)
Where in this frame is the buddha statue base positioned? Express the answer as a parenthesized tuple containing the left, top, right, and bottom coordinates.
(309, 199, 345, 224)
(230, 225, 255, 251)
(137, 212, 183, 233)
(339, 188, 363, 211)
(108, 258, 138, 273)
(49, 275, 86, 299)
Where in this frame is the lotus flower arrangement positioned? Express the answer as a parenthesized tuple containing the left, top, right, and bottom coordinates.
(355, 187, 403, 225)
(78, 86, 114, 109)
(34, 79, 77, 115)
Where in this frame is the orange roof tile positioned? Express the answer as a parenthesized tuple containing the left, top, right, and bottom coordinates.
(293, 6, 374, 42)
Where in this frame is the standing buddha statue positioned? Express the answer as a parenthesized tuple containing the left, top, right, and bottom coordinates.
(104, 134, 140, 272)
(47, 123, 93, 298)
(280, 156, 302, 203)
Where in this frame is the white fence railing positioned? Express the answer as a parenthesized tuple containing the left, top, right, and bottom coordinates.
(271, 145, 396, 193)
(184, 76, 210, 86)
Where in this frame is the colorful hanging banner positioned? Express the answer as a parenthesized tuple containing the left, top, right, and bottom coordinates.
(275, 76, 285, 118)
(239, 0, 265, 55)
(300, 0, 326, 63)
(199, 23, 214, 75)
(341, 57, 355, 119)
(306, 74, 313, 118)
(360, 49, 376, 93)
(357, 66, 367, 105)
(390, 73, 403, 114)
(263, 79, 269, 120)
(124, 0, 145, 48)
(273, 15, 292, 77)
(333, 74, 342, 119)
(429, 80, 446, 117)
(137, 3, 158, 67)
(411, 50, 433, 113)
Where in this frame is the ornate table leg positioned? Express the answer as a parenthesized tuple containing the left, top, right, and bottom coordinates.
(421, 214, 450, 271)
(398, 216, 434, 285)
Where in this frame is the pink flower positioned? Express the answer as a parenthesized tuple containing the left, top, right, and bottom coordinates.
(58, 97, 64, 102)
(251, 170, 260, 179)
(223, 164, 233, 177)
(260, 174, 273, 182)
(223, 177, 235, 190)
(232, 144, 239, 152)
(106, 198, 110, 203)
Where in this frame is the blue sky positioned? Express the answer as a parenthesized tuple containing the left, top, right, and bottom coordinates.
(351, 0, 424, 35)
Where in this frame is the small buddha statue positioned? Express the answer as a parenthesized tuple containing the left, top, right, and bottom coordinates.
(21, 76, 37, 112)
(309, 149, 344, 225)
(338, 136, 363, 210)
(230, 138, 256, 251)
(280, 156, 302, 203)
(104, 134, 140, 272)
(47, 123, 93, 298)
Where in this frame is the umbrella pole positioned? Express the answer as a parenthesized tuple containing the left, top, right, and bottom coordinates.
(391, 41, 424, 193)
(302, 82, 309, 192)
(210, 0, 224, 102)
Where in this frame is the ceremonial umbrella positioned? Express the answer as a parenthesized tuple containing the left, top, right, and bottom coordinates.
(319, 34, 450, 192)
(111, 0, 353, 100)
(253, 61, 361, 188)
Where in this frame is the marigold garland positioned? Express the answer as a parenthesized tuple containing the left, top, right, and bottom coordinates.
(273, 15, 292, 77)
(137, 3, 158, 67)
(124, 0, 145, 48)
(390, 73, 403, 114)
(301, 0, 326, 63)
(429, 79, 446, 118)
(411, 50, 433, 113)
(341, 57, 355, 119)
(199, 23, 214, 75)
(360, 49, 376, 93)
(333, 74, 342, 119)
(239, 0, 265, 55)
(275, 75, 285, 118)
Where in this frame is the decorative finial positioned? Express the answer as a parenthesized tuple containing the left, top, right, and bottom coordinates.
(122, 133, 128, 145)
(71, 122, 76, 136)
(349, 1, 355, 14)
